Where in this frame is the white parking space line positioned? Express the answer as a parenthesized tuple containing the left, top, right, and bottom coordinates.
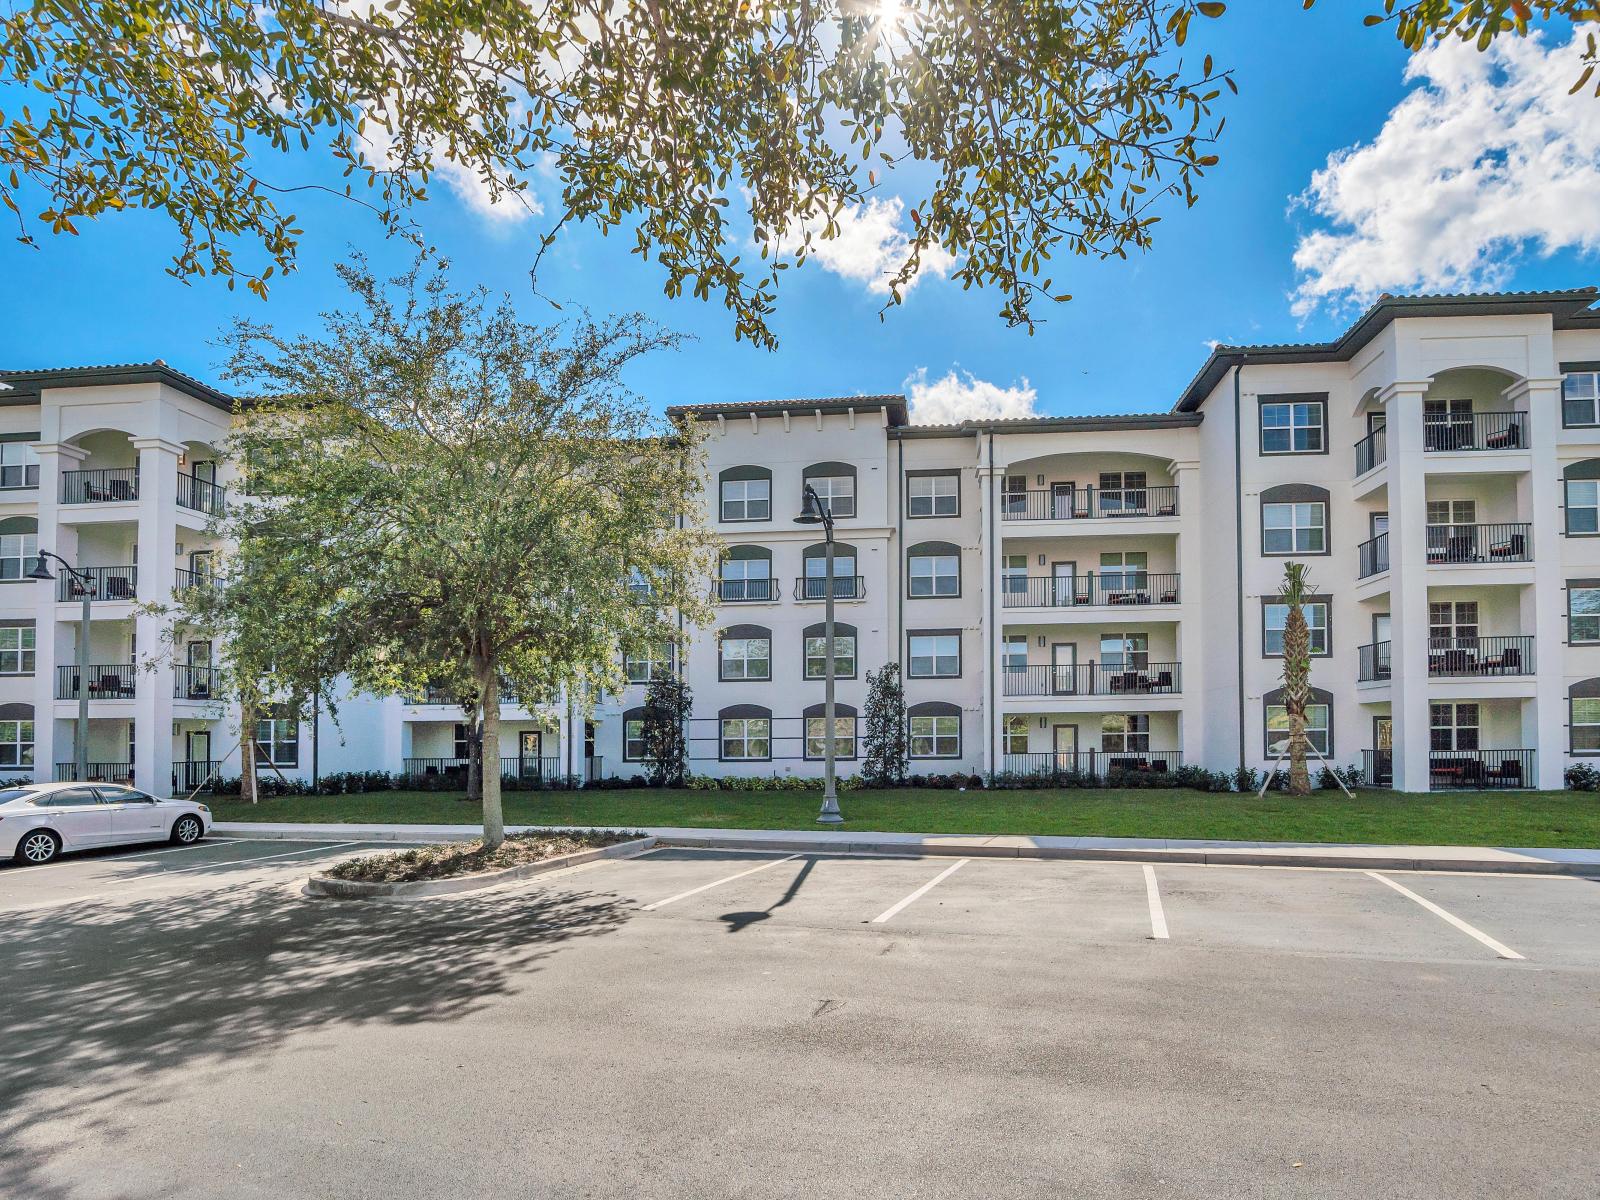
(159, 841, 362, 875)
(641, 854, 800, 911)
(87, 838, 243, 862)
(870, 858, 970, 925)
(1143, 864, 1170, 940)
(1365, 870, 1524, 960)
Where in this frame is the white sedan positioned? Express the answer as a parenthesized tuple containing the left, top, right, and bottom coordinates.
(1, 782, 212, 865)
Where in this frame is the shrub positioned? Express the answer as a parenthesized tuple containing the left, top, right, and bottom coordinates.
(1231, 766, 1259, 793)
(1566, 762, 1600, 792)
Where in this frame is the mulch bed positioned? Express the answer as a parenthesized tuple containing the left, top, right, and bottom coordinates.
(325, 829, 642, 883)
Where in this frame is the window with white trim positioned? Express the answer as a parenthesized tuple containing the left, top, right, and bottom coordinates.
(1001, 635, 1028, 673)
(1262, 502, 1326, 554)
(1571, 585, 1600, 643)
(908, 473, 958, 517)
(1101, 713, 1150, 753)
(719, 555, 772, 601)
(0, 444, 39, 490)
(623, 717, 648, 762)
(1563, 371, 1600, 427)
(804, 634, 855, 679)
(1260, 400, 1324, 453)
(1001, 554, 1028, 595)
(1266, 702, 1330, 756)
(720, 476, 770, 521)
(909, 714, 959, 758)
(1264, 601, 1328, 656)
(624, 642, 673, 684)
(1429, 702, 1479, 752)
(1566, 479, 1600, 535)
(804, 715, 857, 759)
(720, 717, 771, 760)
(255, 716, 299, 767)
(908, 634, 960, 678)
(1572, 697, 1600, 753)
(0, 625, 35, 674)
(0, 530, 37, 580)
(1099, 550, 1148, 592)
(1003, 714, 1029, 756)
(719, 636, 770, 681)
(808, 475, 855, 519)
(908, 552, 959, 596)
(0, 718, 33, 768)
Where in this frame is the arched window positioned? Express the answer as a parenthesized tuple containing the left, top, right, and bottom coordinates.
(800, 541, 860, 599)
(1563, 460, 1600, 536)
(0, 516, 39, 582)
(1260, 485, 1330, 556)
(802, 701, 858, 760)
(1264, 686, 1333, 758)
(907, 700, 961, 759)
(719, 544, 773, 602)
(1570, 678, 1600, 755)
(719, 703, 772, 761)
(719, 465, 772, 522)
(0, 701, 35, 771)
(802, 621, 857, 679)
(907, 540, 960, 597)
(718, 624, 772, 682)
(802, 461, 856, 518)
(621, 705, 653, 762)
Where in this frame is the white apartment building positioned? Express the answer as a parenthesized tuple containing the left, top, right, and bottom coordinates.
(9, 287, 1600, 793)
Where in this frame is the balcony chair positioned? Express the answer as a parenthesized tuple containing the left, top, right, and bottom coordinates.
(1484, 646, 1522, 674)
(1431, 534, 1477, 563)
(1159, 587, 1179, 604)
(104, 575, 135, 600)
(1430, 648, 1478, 675)
(1489, 758, 1524, 786)
(1484, 421, 1521, 449)
(1155, 501, 1177, 517)
(1152, 669, 1174, 692)
(1488, 533, 1527, 559)
(107, 478, 135, 501)
(89, 673, 128, 699)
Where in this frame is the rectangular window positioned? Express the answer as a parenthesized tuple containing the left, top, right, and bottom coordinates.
(802, 551, 858, 599)
(0, 531, 38, 580)
(1099, 550, 1148, 592)
(0, 443, 39, 490)
(255, 717, 299, 767)
(1428, 601, 1479, 644)
(1001, 554, 1028, 595)
(804, 634, 856, 679)
(624, 643, 673, 684)
(1260, 399, 1325, 454)
(719, 637, 770, 681)
(1003, 714, 1029, 755)
(1573, 698, 1600, 753)
(1100, 633, 1148, 671)
(0, 718, 34, 767)
(908, 553, 959, 597)
(1266, 703, 1330, 756)
(1571, 585, 1600, 643)
(453, 723, 470, 760)
(719, 556, 772, 601)
(623, 718, 648, 762)
(1098, 471, 1148, 515)
(1001, 476, 1028, 515)
(1426, 498, 1477, 528)
(1263, 601, 1328, 656)
(1001, 635, 1028, 673)
(1262, 502, 1326, 554)
(0, 625, 35, 674)
(909, 714, 960, 758)
(1429, 702, 1479, 752)
(908, 634, 960, 678)
(1101, 713, 1150, 753)
(720, 477, 770, 522)
(1563, 371, 1600, 427)
(626, 567, 652, 599)
(907, 473, 958, 517)
(804, 715, 857, 759)
(1566, 480, 1600, 535)
(808, 475, 855, 519)
(721, 717, 771, 760)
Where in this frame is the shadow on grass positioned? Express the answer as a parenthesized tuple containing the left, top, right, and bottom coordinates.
(0, 877, 632, 1200)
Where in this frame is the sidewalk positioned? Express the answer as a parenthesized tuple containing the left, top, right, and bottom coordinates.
(214, 821, 1600, 875)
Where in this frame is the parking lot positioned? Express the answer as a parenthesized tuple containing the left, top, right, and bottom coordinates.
(3, 838, 1598, 1198)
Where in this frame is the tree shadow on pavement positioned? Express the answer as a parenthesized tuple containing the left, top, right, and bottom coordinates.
(0, 878, 633, 1200)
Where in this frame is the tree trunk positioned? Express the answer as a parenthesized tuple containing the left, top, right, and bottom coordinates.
(1282, 604, 1313, 797)
(241, 703, 258, 804)
(1287, 707, 1312, 796)
(477, 664, 505, 848)
(466, 704, 482, 803)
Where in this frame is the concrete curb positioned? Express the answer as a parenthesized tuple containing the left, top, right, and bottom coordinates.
(305, 836, 657, 899)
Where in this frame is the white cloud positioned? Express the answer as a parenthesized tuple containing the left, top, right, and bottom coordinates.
(904, 368, 1038, 425)
(433, 158, 542, 225)
(800, 197, 955, 296)
(1291, 28, 1600, 316)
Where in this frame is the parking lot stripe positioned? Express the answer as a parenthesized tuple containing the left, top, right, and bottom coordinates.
(1364, 870, 1524, 960)
(160, 841, 362, 874)
(870, 858, 970, 924)
(1143, 864, 1170, 940)
(641, 854, 801, 911)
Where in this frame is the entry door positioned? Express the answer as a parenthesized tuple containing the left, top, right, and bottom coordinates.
(187, 730, 212, 773)
(1051, 561, 1077, 607)
(1051, 482, 1076, 520)
(520, 730, 543, 779)
(1052, 725, 1079, 773)
(1050, 643, 1077, 695)
(184, 640, 212, 698)
(1373, 717, 1394, 785)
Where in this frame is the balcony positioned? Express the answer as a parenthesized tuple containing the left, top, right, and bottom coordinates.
(403, 679, 521, 705)
(1423, 412, 1527, 453)
(174, 665, 218, 700)
(174, 567, 214, 591)
(1358, 533, 1389, 579)
(176, 471, 226, 516)
(56, 664, 137, 700)
(54, 761, 134, 784)
(1362, 749, 1392, 787)
(1429, 749, 1534, 790)
(173, 759, 221, 792)
(793, 576, 866, 601)
(1426, 522, 1530, 564)
(999, 749, 1183, 782)
(1001, 573, 1180, 609)
(1354, 426, 1387, 475)
(61, 467, 138, 504)
(716, 578, 777, 603)
(1427, 636, 1534, 677)
(399, 756, 577, 787)
(59, 565, 137, 602)
(1002, 662, 1181, 698)
(1358, 640, 1391, 682)
(1000, 485, 1179, 522)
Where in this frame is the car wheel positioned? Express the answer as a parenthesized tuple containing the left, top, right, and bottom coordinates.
(15, 829, 60, 865)
(170, 815, 203, 845)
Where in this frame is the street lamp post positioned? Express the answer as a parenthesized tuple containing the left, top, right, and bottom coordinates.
(796, 484, 842, 824)
(27, 550, 94, 785)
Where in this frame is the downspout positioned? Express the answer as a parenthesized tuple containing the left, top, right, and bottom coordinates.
(1233, 359, 1248, 777)
(987, 429, 996, 776)
(896, 433, 905, 680)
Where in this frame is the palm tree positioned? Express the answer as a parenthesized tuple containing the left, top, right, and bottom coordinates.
(1278, 562, 1316, 797)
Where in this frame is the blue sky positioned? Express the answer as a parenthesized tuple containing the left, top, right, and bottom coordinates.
(4, 6, 1598, 422)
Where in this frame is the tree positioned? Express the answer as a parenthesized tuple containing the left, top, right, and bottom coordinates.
(179, 252, 718, 846)
(0, 1, 1233, 346)
(642, 671, 693, 787)
(861, 664, 908, 787)
(1277, 562, 1316, 798)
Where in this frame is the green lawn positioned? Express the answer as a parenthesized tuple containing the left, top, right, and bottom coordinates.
(209, 786, 1600, 848)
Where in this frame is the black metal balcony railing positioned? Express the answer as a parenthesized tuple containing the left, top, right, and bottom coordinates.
(174, 665, 218, 700)
(399, 755, 580, 788)
(176, 471, 226, 515)
(54, 761, 134, 784)
(499, 755, 564, 782)
(1429, 749, 1534, 790)
(173, 760, 221, 792)
(999, 485, 1180, 522)
(59, 565, 137, 602)
(793, 575, 866, 601)
(999, 750, 1183, 781)
(1358, 532, 1389, 578)
(56, 664, 137, 700)
(1425, 522, 1531, 564)
(1427, 635, 1534, 677)
(1000, 573, 1181, 609)
(404, 680, 521, 706)
(1423, 412, 1527, 452)
(717, 577, 776, 602)
(174, 567, 214, 591)
(1354, 425, 1387, 475)
(60, 467, 139, 504)
(1358, 640, 1392, 682)
(1001, 661, 1182, 697)
(1362, 749, 1393, 787)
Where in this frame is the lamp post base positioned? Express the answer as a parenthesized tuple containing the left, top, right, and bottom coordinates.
(817, 793, 844, 824)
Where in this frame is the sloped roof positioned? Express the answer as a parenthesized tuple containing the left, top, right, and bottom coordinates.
(666, 395, 910, 425)
(0, 361, 234, 412)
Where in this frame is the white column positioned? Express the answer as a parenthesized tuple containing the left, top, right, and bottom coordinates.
(1380, 383, 1433, 793)
(30, 442, 87, 780)
(131, 437, 183, 794)
(976, 457, 1001, 775)
(1172, 460, 1203, 764)
(1508, 377, 1568, 788)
